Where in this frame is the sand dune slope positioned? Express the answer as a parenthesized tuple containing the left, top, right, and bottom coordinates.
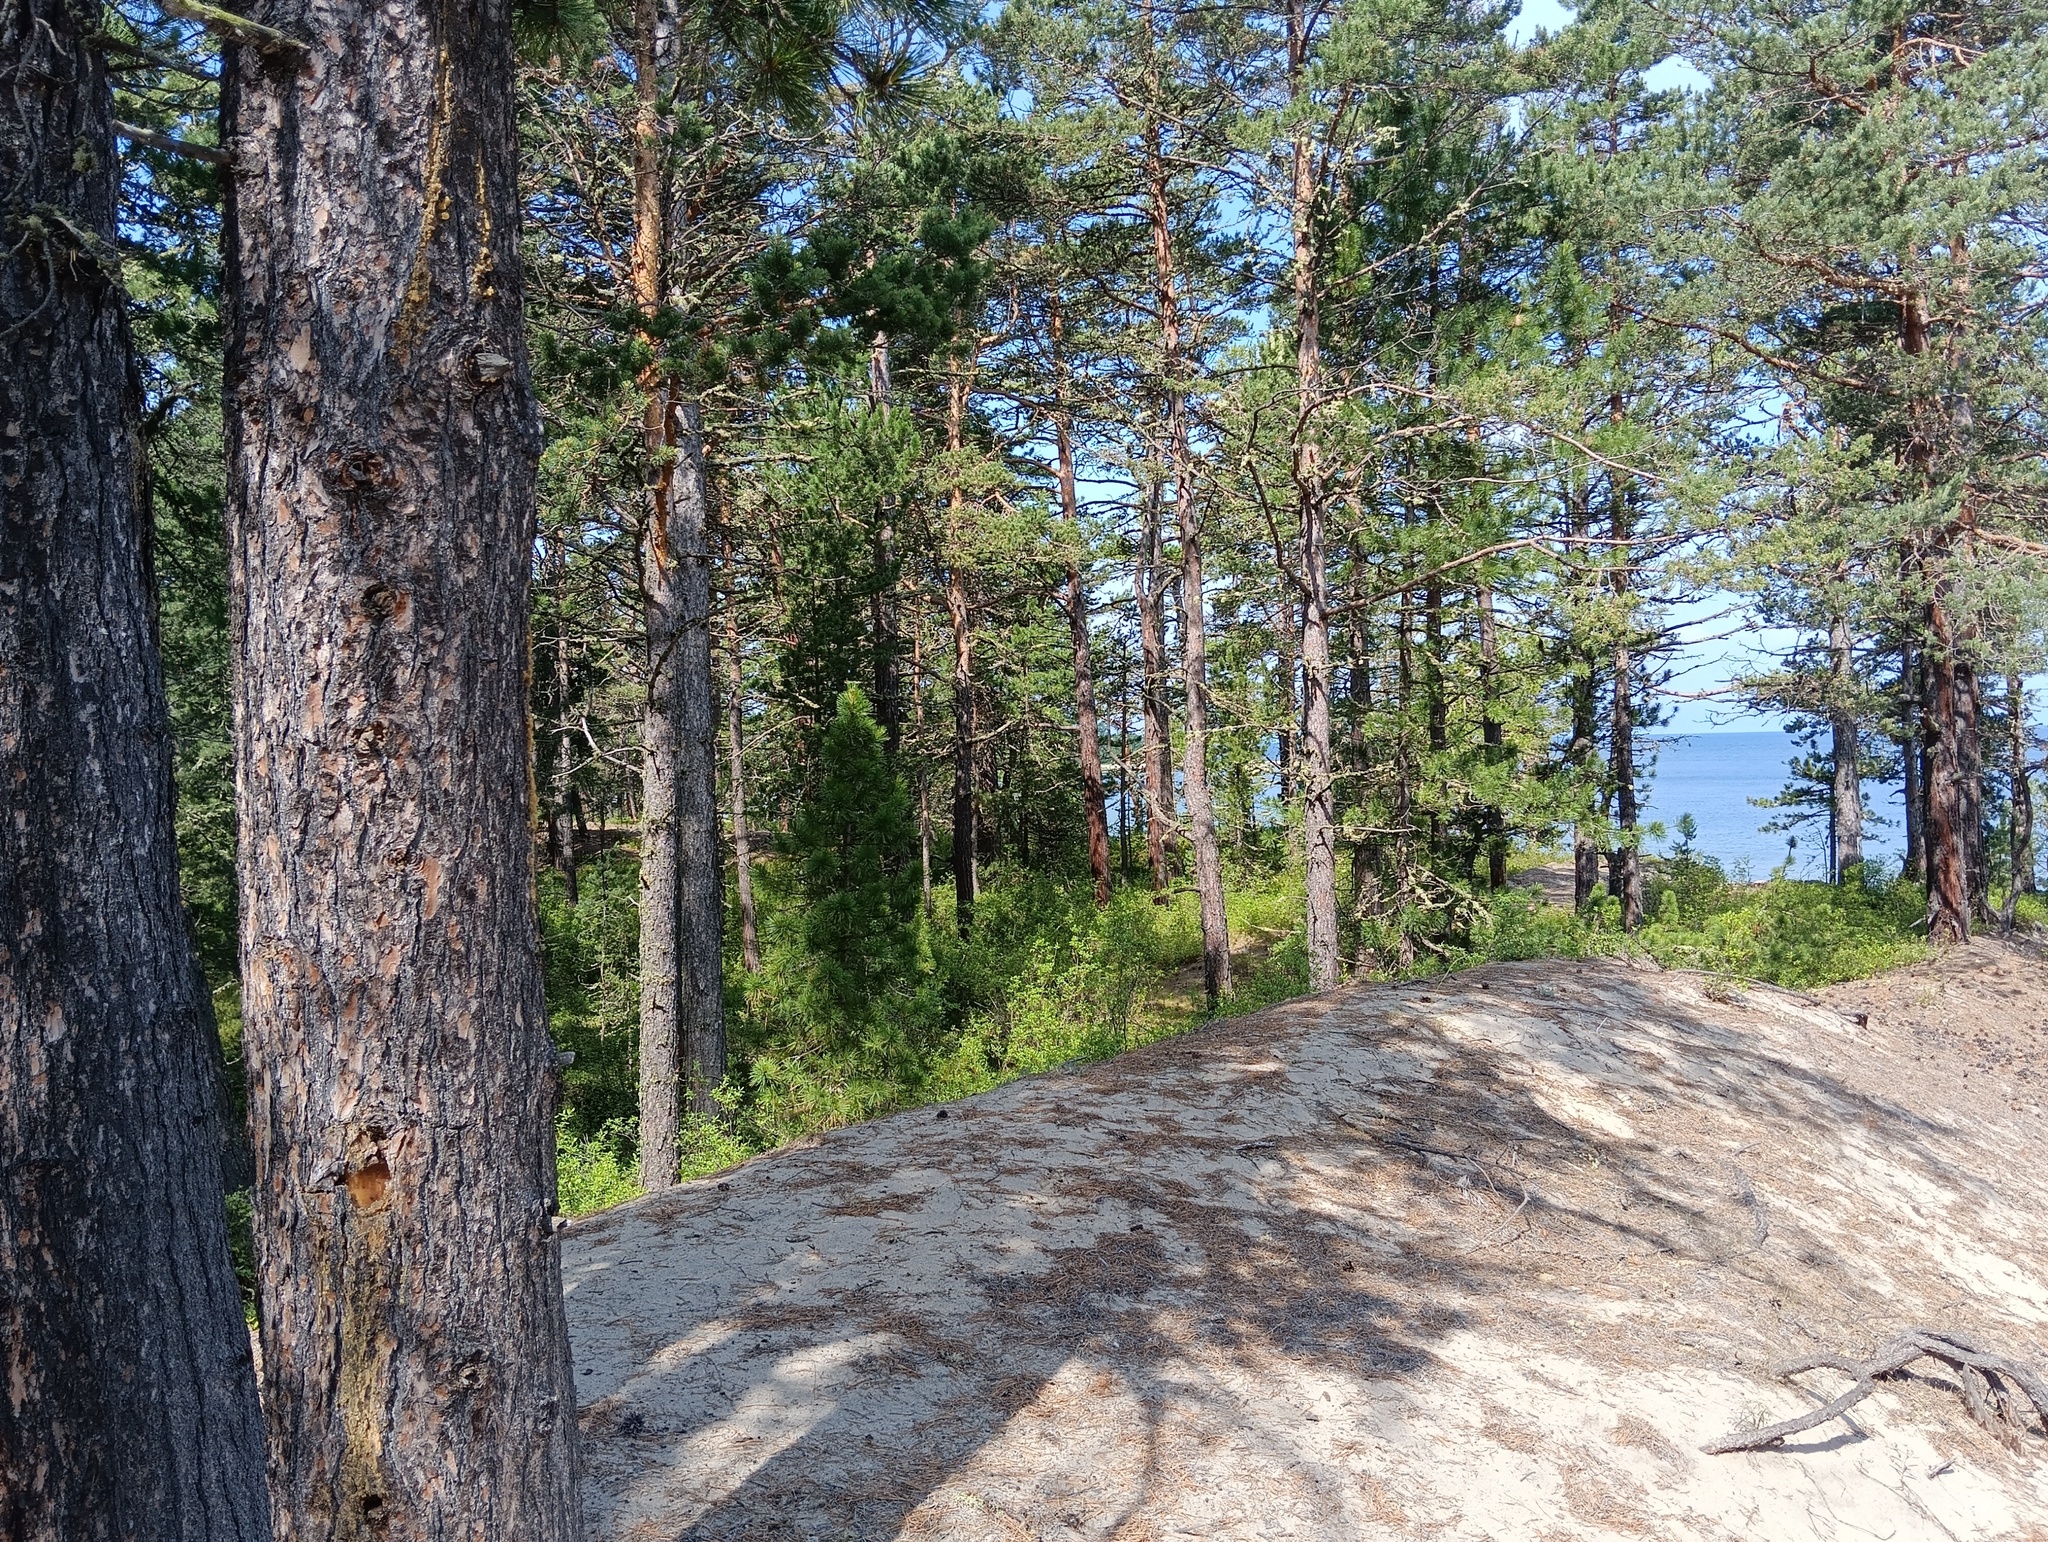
(564, 945, 2048, 1541)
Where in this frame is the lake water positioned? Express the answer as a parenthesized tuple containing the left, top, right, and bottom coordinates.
(1638, 731, 1907, 881)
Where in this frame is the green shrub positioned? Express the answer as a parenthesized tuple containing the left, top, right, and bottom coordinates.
(555, 1114, 641, 1217)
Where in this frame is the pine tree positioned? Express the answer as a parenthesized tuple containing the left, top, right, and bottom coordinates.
(790, 687, 923, 1035)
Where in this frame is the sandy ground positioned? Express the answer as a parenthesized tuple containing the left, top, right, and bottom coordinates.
(564, 939, 2048, 1540)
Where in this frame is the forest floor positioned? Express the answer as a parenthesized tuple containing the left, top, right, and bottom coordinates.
(563, 937, 2048, 1541)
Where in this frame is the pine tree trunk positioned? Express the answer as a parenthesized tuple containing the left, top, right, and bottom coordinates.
(1901, 646, 1924, 880)
(550, 535, 580, 904)
(2010, 673, 2035, 896)
(1923, 590, 1972, 942)
(724, 538, 762, 973)
(1478, 583, 1508, 889)
(221, 0, 585, 1532)
(869, 334, 901, 753)
(1147, 127, 1229, 1002)
(1135, 481, 1176, 895)
(1605, 469, 1642, 929)
(1049, 299, 1112, 905)
(1828, 616, 1863, 880)
(1959, 660, 1990, 925)
(1289, 6, 1339, 990)
(2, 12, 271, 1536)
(946, 370, 978, 930)
(671, 415, 726, 1116)
(947, 567, 978, 932)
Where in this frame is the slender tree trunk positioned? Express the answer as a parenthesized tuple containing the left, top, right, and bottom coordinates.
(2010, 673, 2036, 897)
(946, 369, 978, 932)
(913, 601, 934, 914)
(1960, 658, 1990, 924)
(869, 333, 901, 753)
(1605, 465, 1643, 929)
(549, 535, 581, 903)
(2, 12, 270, 1536)
(1901, 645, 1924, 880)
(1828, 616, 1863, 880)
(222, 0, 584, 1531)
(1146, 126, 1230, 1003)
(1478, 583, 1508, 890)
(1923, 588, 1972, 942)
(1289, 4, 1339, 990)
(670, 413, 726, 1117)
(1049, 297, 1113, 905)
(723, 536, 761, 973)
(1135, 479, 1176, 895)
(1273, 536, 1299, 810)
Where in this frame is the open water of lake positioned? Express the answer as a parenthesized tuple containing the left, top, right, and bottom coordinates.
(1638, 731, 1907, 881)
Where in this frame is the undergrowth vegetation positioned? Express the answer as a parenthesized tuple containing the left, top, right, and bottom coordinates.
(546, 843, 1952, 1216)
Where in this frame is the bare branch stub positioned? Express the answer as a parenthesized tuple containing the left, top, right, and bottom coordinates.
(1704, 1329, 2048, 1455)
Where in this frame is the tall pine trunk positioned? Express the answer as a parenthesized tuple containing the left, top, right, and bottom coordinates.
(1049, 298, 1113, 905)
(2010, 674, 2035, 897)
(630, 0, 724, 1185)
(1478, 583, 1507, 890)
(1147, 123, 1229, 1003)
(1901, 646, 1925, 880)
(2, 11, 270, 1536)
(724, 536, 762, 973)
(1135, 480, 1176, 894)
(1290, 0, 1339, 990)
(1923, 580, 1971, 941)
(222, 0, 585, 1531)
(549, 535, 580, 903)
(946, 369, 979, 931)
(1828, 616, 1863, 880)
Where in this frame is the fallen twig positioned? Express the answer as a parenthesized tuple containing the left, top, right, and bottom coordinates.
(1704, 1328, 2048, 1454)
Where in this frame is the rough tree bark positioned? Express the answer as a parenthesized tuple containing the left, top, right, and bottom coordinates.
(629, 0, 724, 1185)
(1828, 615, 1863, 880)
(222, 0, 586, 1532)
(1048, 298, 1114, 906)
(1146, 121, 1230, 1004)
(1289, 0, 1339, 992)
(1, 10, 271, 1538)
(870, 333, 902, 753)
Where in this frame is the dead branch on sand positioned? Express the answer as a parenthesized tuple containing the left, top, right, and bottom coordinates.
(1704, 1329, 2048, 1454)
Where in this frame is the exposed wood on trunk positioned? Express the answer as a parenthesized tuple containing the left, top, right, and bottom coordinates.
(2, 10, 270, 1535)
(1146, 115, 1229, 1002)
(221, 0, 585, 1529)
(1960, 658, 1989, 924)
(1049, 296, 1113, 905)
(1290, 0, 1339, 991)
(1828, 615, 1863, 880)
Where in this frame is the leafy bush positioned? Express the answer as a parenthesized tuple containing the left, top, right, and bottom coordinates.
(555, 1114, 641, 1217)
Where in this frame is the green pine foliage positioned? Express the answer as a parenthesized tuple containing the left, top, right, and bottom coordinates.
(787, 686, 926, 1039)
